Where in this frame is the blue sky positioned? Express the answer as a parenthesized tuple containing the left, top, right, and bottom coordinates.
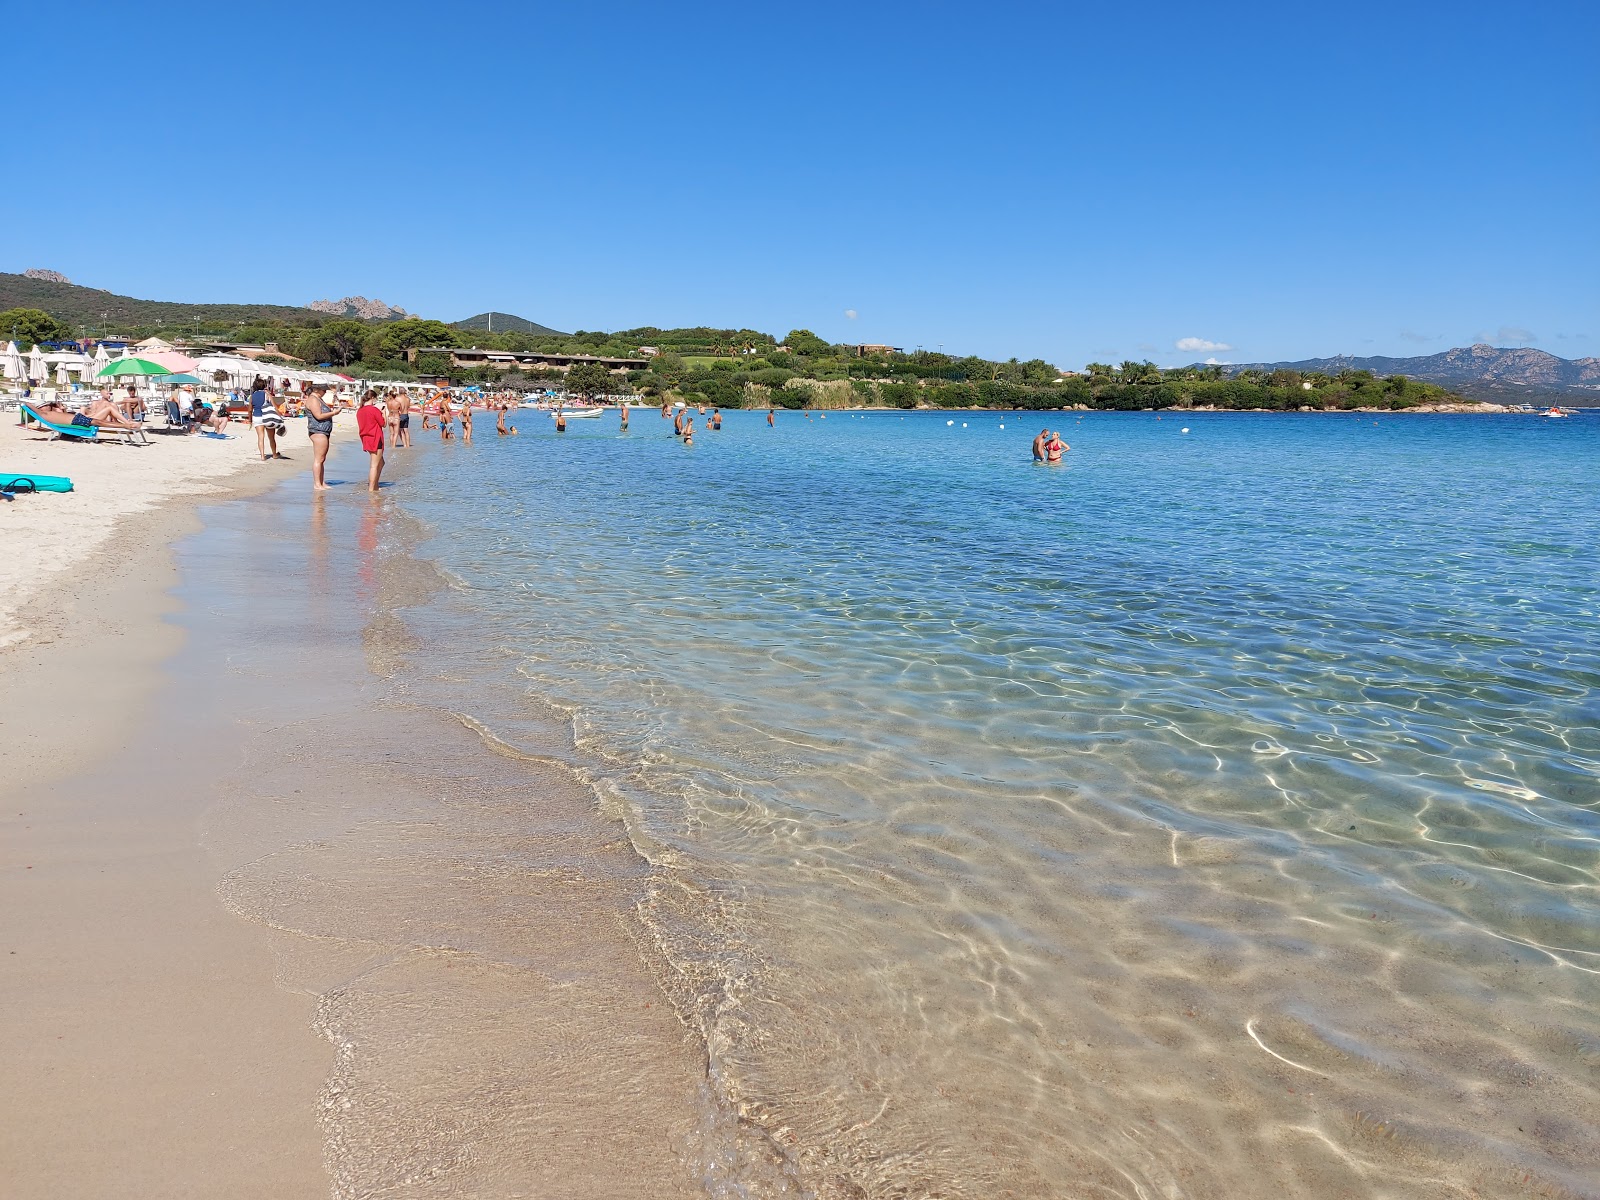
(12, 0, 1597, 367)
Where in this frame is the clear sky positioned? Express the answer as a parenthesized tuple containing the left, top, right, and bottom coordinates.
(12, 0, 1597, 368)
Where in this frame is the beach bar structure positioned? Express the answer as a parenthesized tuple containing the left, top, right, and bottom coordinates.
(406, 347, 648, 374)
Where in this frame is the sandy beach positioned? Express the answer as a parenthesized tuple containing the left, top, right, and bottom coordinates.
(0, 413, 341, 647)
(0, 439, 330, 1197)
(0, 427, 707, 1198)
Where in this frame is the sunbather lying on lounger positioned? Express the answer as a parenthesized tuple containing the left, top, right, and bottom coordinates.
(30, 399, 142, 431)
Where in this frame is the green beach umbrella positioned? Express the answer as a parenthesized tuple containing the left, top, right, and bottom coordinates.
(96, 357, 171, 378)
(161, 373, 204, 386)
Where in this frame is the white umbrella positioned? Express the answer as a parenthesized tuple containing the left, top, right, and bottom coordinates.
(56, 362, 72, 386)
(1, 341, 21, 381)
(92, 343, 111, 375)
(26, 345, 47, 382)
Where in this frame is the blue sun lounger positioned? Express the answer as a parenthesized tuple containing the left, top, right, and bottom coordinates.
(20, 403, 148, 445)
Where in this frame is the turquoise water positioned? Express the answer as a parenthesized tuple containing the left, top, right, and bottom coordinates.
(391, 409, 1599, 1198)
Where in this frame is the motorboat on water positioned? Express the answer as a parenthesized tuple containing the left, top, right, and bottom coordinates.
(555, 407, 604, 419)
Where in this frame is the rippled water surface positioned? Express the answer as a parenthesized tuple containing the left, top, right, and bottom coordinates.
(389, 409, 1599, 1198)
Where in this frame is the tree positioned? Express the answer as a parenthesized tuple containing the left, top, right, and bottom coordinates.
(566, 362, 613, 401)
(379, 318, 462, 358)
(650, 352, 686, 386)
(0, 307, 73, 348)
(1085, 362, 1114, 377)
(784, 329, 831, 357)
(298, 319, 372, 367)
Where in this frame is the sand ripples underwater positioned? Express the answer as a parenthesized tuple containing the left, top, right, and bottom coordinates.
(392, 409, 1599, 1198)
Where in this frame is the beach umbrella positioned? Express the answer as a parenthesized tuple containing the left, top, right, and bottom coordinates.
(92, 343, 111, 373)
(27, 345, 47, 380)
(142, 349, 198, 374)
(97, 356, 172, 378)
(1, 341, 21, 380)
(160, 373, 204, 386)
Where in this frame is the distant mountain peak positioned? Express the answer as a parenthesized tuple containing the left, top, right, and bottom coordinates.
(308, 296, 408, 321)
(451, 311, 568, 337)
(24, 267, 70, 284)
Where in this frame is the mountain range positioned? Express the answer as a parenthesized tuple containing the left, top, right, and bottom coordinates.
(1219, 345, 1600, 404)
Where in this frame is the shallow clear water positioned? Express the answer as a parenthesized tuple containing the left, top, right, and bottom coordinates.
(391, 409, 1600, 1198)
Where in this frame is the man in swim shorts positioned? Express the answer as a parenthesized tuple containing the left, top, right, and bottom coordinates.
(1033, 428, 1050, 461)
(30, 398, 141, 431)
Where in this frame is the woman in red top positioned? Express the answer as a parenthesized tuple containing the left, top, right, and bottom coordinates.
(356, 392, 387, 492)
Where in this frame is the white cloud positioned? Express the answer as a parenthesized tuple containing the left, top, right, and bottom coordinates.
(844, 309, 858, 320)
(1472, 325, 1537, 345)
(1176, 336, 1233, 353)
(1203, 356, 1232, 366)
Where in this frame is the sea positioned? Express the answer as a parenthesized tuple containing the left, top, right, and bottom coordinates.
(269, 408, 1600, 1197)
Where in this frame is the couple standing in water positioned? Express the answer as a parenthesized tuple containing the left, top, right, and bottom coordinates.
(1032, 427, 1068, 463)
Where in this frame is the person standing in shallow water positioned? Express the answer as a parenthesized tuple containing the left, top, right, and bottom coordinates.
(460, 399, 473, 444)
(620, 405, 629, 431)
(767, 407, 775, 427)
(1045, 431, 1068, 464)
(357, 392, 386, 491)
(1033, 428, 1050, 461)
(710, 408, 722, 430)
(303, 384, 340, 491)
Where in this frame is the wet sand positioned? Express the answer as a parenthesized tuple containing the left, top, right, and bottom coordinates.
(1, 442, 708, 1197)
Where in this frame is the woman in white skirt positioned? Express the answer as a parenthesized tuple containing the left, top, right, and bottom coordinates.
(250, 375, 288, 460)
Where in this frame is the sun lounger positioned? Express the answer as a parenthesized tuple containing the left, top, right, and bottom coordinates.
(21, 403, 148, 445)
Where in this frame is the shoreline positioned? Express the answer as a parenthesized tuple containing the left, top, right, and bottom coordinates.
(0, 412, 350, 647)
(1, 431, 710, 1197)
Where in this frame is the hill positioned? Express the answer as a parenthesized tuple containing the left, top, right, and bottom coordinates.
(452, 311, 567, 336)
(1219, 345, 1600, 404)
(0, 271, 333, 332)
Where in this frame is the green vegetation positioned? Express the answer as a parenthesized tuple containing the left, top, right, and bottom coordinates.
(3, 274, 1474, 408)
(0, 273, 334, 337)
(0, 307, 74, 348)
(452, 312, 566, 336)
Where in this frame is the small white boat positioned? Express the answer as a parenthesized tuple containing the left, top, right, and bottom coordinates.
(555, 407, 604, 419)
